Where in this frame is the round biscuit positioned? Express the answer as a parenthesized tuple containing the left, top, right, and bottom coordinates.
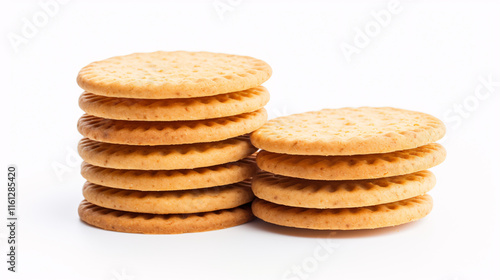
(78, 87, 269, 121)
(78, 109, 267, 145)
(252, 170, 435, 208)
(83, 180, 254, 214)
(77, 51, 272, 99)
(256, 143, 446, 180)
(79, 200, 254, 234)
(251, 107, 445, 155)
(78, 137, 256, 170)
(81, 157, 256, 191)
(252, 195, 433, 230)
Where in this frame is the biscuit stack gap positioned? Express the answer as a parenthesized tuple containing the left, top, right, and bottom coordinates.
(250, 107, 446, 230)
(75, 51, 272, 234)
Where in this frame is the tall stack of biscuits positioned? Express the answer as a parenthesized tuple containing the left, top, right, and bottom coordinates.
(251, 107, 446, 230)
(75, 51, 272, 234)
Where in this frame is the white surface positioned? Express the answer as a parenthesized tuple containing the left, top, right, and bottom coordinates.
(1, 1, 499, 279)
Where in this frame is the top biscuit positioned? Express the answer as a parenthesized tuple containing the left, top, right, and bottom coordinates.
(77, 51, 272, 99)
(251, 107, 445, 155)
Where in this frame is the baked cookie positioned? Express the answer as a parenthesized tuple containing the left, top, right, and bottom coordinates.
(256, 143, 446, 180)
(252, 170, 435, 208)
(79, 86, 269, 121)
(81, 157, 256, 191)
(78, 109, 267, 145)
(77, 51, 272, 99)
(83, 180, 254, 214)
(78, 137, 256, 170)
(79, 200, 254, 234)
(251, 107, 445, 155)
(252, 195, 433, 230)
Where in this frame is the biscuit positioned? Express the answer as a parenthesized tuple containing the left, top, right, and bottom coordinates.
(78, 200, 254, 234)
(77, 51, 272, 99)
(256, 143, 446, 180)
(78, 137, 256, 170)
(79, 86, 270, 121)
(82, 180, 254, 214)
(251, 107, 445, 155)
(252, 171, 435, 208)
(81, 157, 256, 191)
(252, 195, 432, 230)
(78, 109, 267, 145)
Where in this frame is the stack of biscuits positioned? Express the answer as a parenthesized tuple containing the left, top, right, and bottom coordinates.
(250, 107, 446, 230)
(75, 51, 272, 234)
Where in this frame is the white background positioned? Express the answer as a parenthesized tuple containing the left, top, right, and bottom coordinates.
(1, 0, 499, 279)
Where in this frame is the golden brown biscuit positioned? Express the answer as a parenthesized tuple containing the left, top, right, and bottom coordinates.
(83, 181, 254, 214)
(77, 109, 267, 145)
(252, 171, 435, 208)
(77, 51, 272, 99)
(252, 195, 433, 230)
(81, 157, 256, 191)
(251, 107, 445, 155)
(78, 137, 256, 170)
(79, 200, 254, 234)
(256, 143, 446, 180)
(78, 87, 269, 121)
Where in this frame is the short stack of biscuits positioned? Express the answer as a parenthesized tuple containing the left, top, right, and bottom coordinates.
(75, 51, 272, 234)
(250, 107, 446, 230)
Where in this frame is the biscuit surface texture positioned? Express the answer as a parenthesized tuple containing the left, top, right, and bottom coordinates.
(78, 109, 267, 145)
(83, 181, 254, 214)
(252, 171, 435, 208)
(78, 137, 256, 170)
(77, 51, 272, 99)
(78, 87, 270, 121)
(256, 143, 446, 180)
(252, 195, 432, 230)
(251, 107, 445, 155)
(81, 157, 256, 191)
(78, 200, 254, 234)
